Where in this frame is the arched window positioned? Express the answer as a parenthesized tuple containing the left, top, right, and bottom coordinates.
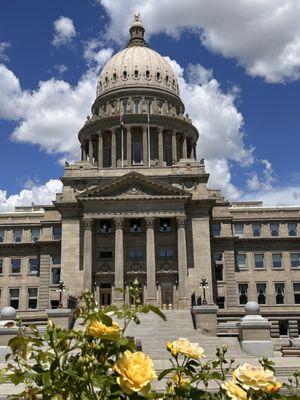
(134, 69, 139, 78)
(123, 70, 127, 79)
(165, 75, 169, 83)
(145, 70, 150, 79)
(156, 72, 160, 80)
(105, 76, 108, 84)
(113, 73, 117, 81)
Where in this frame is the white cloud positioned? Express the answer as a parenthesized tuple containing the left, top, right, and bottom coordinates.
(83, 39, 113, 70)
(247, 159, 276, 191)
(0, 41, 10, 62)
(54, 64, 68, 74)
(99, 0, 300, 83)
(0, 179, 62, 211)
(241, 185, 300, 206)
(52, 16, 76, 47)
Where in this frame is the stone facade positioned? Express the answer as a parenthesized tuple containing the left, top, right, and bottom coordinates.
(0, 16, 299, 336)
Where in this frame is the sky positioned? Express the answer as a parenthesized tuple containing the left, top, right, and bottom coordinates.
(1, 0, 300, 210)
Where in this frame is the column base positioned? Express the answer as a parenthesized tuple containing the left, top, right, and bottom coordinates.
(178, 297, 190, 309)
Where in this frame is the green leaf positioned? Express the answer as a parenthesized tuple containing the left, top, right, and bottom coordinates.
(158, 368, 174, 380)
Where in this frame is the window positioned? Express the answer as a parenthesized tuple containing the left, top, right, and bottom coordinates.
(134, 69, 139, 78)
(212, 223, 221, 237)
(100, 220, 112, 234)
(0, 229, 4, 243)
(13, 229, 22, 243)
(51, 300, 60, 309)
(130, 219, 142, 233)
(217, 296, 225, 309)
(29, 258, 39, 275)
(123, 70, 127, 79)
(159, 249, 173, 257)
(129, 250, 143, 258)
(252, 223, 261, 237)
(99, 251, 112, 259)
(132, 133, 142, 164)
(11, 259, 21, 274)
(238, 284, 248, 304)
(272, 254, 282, 269)
(236, 254, 246, 269)
(145, 70, 150, 79)
(103, 133, 111, 167)
(288, 222, 297, 236)
(53, 226, 61, 240)
(163, 133, 172, 166)
(28, 288, 38, 309)
(215, 265, 223, 281)
(0, 259, 3, 275)
(270, 223, 279, 236)
(279, 320, 289, 336)
(293, 283, 300, 304)
(51, 256, 61, 285)
(31, 228, 40, 242)
(257, 283, 267, 304)
(234, 223, 244, 237)
(10, 288, 19, 309)
(291, 253, 300, 269)
(254, 253, 264, 269)
(275, 283, 285, 304)
(160, 218, 171, 232)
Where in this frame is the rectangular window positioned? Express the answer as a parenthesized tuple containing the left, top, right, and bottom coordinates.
(10, 288, 19, 309)
(254, 253, 264, 269)
(212, 223, 221, 237)
(252, 223, 261, 237)
(100, 220, 112, 234)
(159, 249, 173, 257)
(272, 254, 282, 269)
(257, 283, 267, 304)
(160, 218, 171, 232)
(99, 251, 112, 259)
(13, 229, 22, 243)
(238, 284, 248, 304)
(129, 250, 143, 258)
(0, 229, 4, 243)
(293, 283, 300, 304)
(270, 223, 279, 236)
(288, 222, 297, 237)
(234, 223, 244, 237)
(53, 226, 62, 240)
(0, 259, 3, 275)
(291, 253, 300, 269)
(29, 258, 39, 275)
(51, 267, 61, 285)
(28, 288, 38, 309)
(236, 254, 246, 269)
(11, 258, 21, 274)
(275, 283, 285, 304)
(215, 265, 223, 281)
(216, 296, 225, 309)
(130, 219, 142, 233)
(31, 228, 40, 242)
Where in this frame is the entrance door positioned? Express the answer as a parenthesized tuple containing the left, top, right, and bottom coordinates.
(161, 282, 173, 309)
(99, 284, 112, 308)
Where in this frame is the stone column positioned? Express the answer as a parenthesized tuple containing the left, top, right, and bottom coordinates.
(145, 217, 157, 305)
(176, 216, 189, 308)
(143, 126, 148, 165)
(158, 127, 164, 166)
(83, 218, 93, 290)
(182, 135, 187, 159)
(193, 143, 197, 160)
(88, 138, 94, 164)
(81, 145, 87, 161)
(111, 129, 116, 167)
(127, 127, 132, 166)
(98, 132, 103, 168)
(114, 218, 124, 304)
(172, 131, 177, 164)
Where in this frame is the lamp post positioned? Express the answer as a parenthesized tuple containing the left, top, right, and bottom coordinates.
(56, 279, 65, 308)
(200, 278, 208, 305)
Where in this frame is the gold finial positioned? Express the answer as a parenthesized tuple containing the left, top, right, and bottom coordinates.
(134, 13, 141, 22)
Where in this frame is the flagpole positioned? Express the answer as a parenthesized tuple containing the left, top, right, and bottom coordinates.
(147, 100, 151, 167)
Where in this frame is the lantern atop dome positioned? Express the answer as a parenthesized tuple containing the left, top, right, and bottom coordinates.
(127, 14, 147, 47)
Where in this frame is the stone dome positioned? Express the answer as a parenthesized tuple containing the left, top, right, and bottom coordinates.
(96, 17, 179, 98)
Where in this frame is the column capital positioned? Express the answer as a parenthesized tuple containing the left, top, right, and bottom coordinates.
(172, 130, 177, 136)
(176, 215, 187, 228)
(97, 131, 103, 137)
(158, 126, 164, 133)
(83, 218, 93, 230)
(114, 217, 124, 230)
(145, 217, 155, 229)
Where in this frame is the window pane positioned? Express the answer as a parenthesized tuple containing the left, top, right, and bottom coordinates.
(28, 288, 38, 309)
(13, 229, 22, 242)
(53, 226, 61, 240)
(52, 268, 61, 284)
(254, 254, 264, 268)
(52, 256, 61, 265)
(288, 223, 297, 236)
(291, 253, 300, 268)
(238, 284, 248, 304)
(11, 259, 21, 274)
(270, 223, 279, 236)
(212, 223, 221, 236)
(234, 223, 244, 237)
(29, 258, 39, 274)
(272, 254, 282, 269)
(160, 249, 173, 257)
(160, 218, 171, 232)
(100, 220, 111, 233)
(257, 283, 266, 304)
(0, 259, 3, 274)
(129, 250, 143, 258)
(130, 219, 142, 232)
(215, 265, 223, 281)
(99, 251, 112, 259)
(293, 283, 300, 304)
(31, 228, 40, 242)
(236, 254, 246, 269)
(275, 283, 285, 304)
(252, 224, 261, 237)
(0, 230, 4, 242)
(10, 288, 19, 309)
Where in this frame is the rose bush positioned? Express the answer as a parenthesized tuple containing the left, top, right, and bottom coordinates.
(0, 284, 299, 399)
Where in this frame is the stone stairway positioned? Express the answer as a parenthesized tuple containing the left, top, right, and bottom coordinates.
(122, 310, 244, 361)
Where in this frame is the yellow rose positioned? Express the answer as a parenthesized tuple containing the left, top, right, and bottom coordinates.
(86, 319, 121, 339)
(266, 381, 282, 393)
(222, 380, 248, 400)
(170, 373, 190, 387)
(166, 338, 205, 359)
(233, 363, 277, 391)
(114, 350, 157, 395)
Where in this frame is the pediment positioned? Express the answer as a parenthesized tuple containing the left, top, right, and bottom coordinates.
(77, 172, 191, 201)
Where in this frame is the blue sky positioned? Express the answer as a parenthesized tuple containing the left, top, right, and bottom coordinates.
(1, 0, 300, 209)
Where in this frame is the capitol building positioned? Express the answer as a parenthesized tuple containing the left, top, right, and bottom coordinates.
(0, 16, 300, 339)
